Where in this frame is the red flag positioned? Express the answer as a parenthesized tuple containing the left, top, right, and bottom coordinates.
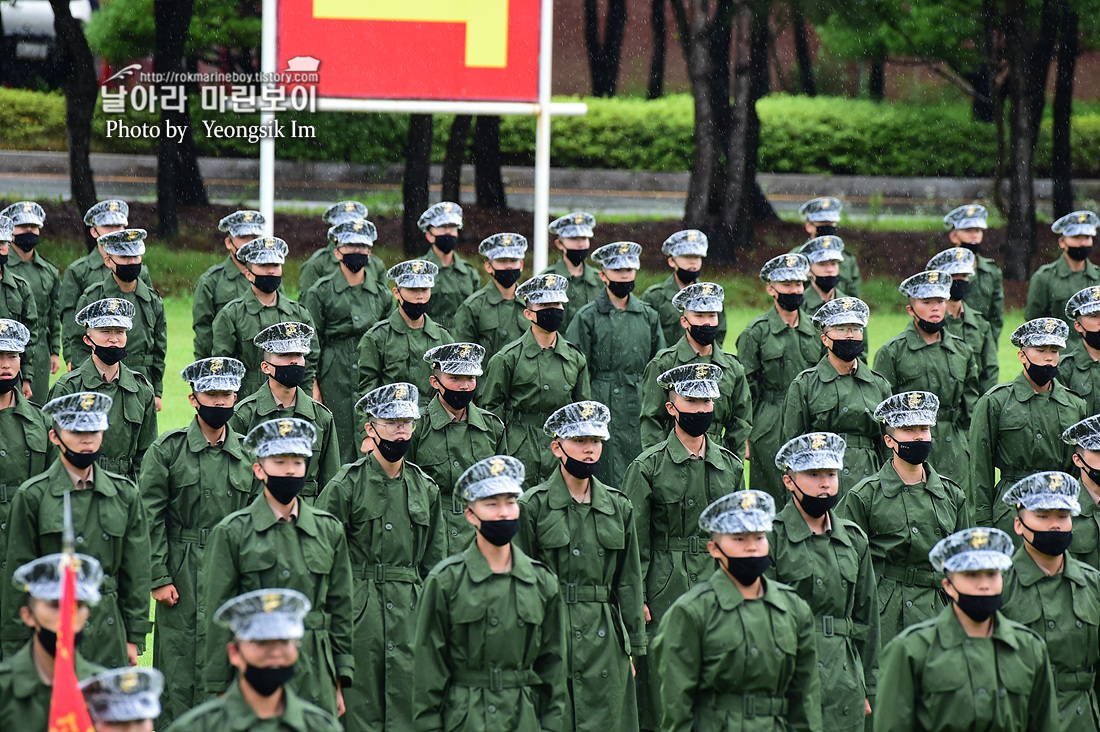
(47, 557, 94, 732)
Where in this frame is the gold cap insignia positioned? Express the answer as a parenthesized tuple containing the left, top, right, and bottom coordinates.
(580, 403, 594, 418)
(119, 672, 139, 692)
(412, 261, 424, 273)
(443, 203, 453, 214)
(966, 206, 976, 216)
(544, 275, 555, 287)
(785, 255, 797, 266)
(264, 239, 273, 249)
(353, 221, 363, 231)
(107, 300, 120, 312)
(458, 345, 472, 358)
(701, 283, 714, 295)
(277, 420, 293, 436)
(821, 200, 830, 209)
(841, 299, 853, 311)
(395, 385, 408, 400)
(956, 249, 965, 259)
(695, 365, 708, 379)
(619, 243, 630, 254)
(262, 593, 282, 613)
(344, 202, 355, 212)
(1050, 474, 1064, 490)
(80, 394, 96, 410)
(687, 231, 697, 241)
(971, 529, 989, 548)
(1080, 213, 1089, 223)
(285, 323, 297, 336)
(127, 230, 138, 241)
(928, 272, 939, 283)
(573, 214, 584, 225)
(740, 493, 757, 509)
(810, 433, 826, 449)
(22, 203, 31, 212)
(0, 322, 6, 335)
(108, 201, 119, 212)
(242, 212, 253, 223)
(489, 458, 505, 475)
(1092, 288, 1100, 301)
(908, 393, 922, 408)
(503, 235, 512, 245)
(1045, 319, 1056, 332)
(209, 359, 223, 373)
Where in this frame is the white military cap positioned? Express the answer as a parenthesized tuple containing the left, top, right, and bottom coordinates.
(774, 432, 845, 472)
(455, 455, 525, 502)
(479, 233, 528, 261)
(236, 236, 287, 265)
(81, 667, 164, 724)
(0, 215, 14, 242)
(591, 242, 641, 270)
(2, 201, 45, 227)
(42, 392, 113, 432)
(213, 588, 312, 641)
(1002, 472, 1081, 515)
(98, 229, 146, 257)
(549, 212, 595, 239)
(418, 202, 463, 232)
(812, 297, 869, 330)
(672, 282, 723, 313)
(1052, 210, 1099, 237)
(0, 319, 31, 353)
(328, 219, 377, 247)
(760, 253, 810, 283)
(899, 271, 951, 300)
(322, 201, 368, 226)
(517, 274, 569, 306)
(1062, 415, 1100, 451)
(1065, 287, 1100, 319)
(83, 200, 127, 228)
(929, 528, 1013, 573)
(217, 210, 265, 239)
(1010, 318, 1068, 349)
(798, 197, 842, 223)
(424, 343, 485, 376)
(699, 490, 775, 534)
(657, 363, 723, 399)
(943, 204, 988, 230)
(662, 229, 709, 257)
(244, 418, 316, 458)
(253, 321, 313, 355)
(356, 383, 420, 420)
(874, 391, 939, 428)
(926, 247, 976, 276)
(799, 235, 845, 263)
(543, 401, 611, 440)
(13, 553, 103, 603)
(76, 298, 134, 331)
(181, 357, 246, 393)
(388, 260, 438, 289)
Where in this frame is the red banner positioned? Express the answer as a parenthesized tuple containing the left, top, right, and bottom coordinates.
(47, 559, 94, 732)
(277, 0, 541, 102)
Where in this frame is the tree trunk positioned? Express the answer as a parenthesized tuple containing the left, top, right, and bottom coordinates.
(647, 0, 667, 99)
(49, 0, 97, 216)
(472, 116, 507, 209)
(1026, 0, 1058, 149)
(402, 114, 433, 255)
(869, 56, 885, 101)
(441, 115, 472, 204)
(968, 63, 995, 122)
(154, 0, 199, 237)
(1051, 6, 1077, 218)
(705, 0, 733, 219)
(1004, 3, 1037, 281)
(792, 5, 815, 96)
(584, 0, 628, 96)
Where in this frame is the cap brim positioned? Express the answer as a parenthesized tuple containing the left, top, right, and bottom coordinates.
(254, 437, 314, 458)
(434, 361, 483, 377)
(395, 275, 436, 289)
(191, 375, 243, 393)
(91, 212, 128, 228)
(525, 293, 569, 305)
(942, 550, 1013, 573)
(779, 454, 844, 472)
(1018, 494, 1081, 515)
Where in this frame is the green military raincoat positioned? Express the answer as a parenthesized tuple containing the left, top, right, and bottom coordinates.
(539, 259, 603, 332)
(8, 251, 60, 401)
(191, 257, 256, 360)
(452, 281, 531, 363)
(0, 642, 102, 730)
(1026, 256, 1100, 326)
(965, 254, 1005, 342)
(639, 275, 729, 350)
(423, 249, 482, 329)
(165, 677, 342, 732)
(299, 245, 387, 295)
(1054, 345, 1100, 415)
(356, 309, 453, 410)
(943, 305, 999, 396)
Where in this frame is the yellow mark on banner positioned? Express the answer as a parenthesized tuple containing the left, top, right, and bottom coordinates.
(314, 0, 510, 68)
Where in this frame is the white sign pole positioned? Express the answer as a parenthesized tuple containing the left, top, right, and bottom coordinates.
(532, 0, 554, 273)
(259, 0, 277, 235)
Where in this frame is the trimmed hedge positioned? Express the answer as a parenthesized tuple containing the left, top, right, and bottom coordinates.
(7, 89, 1100, 177)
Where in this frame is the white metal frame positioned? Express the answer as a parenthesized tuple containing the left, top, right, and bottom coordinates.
(260, 0, 586, 272)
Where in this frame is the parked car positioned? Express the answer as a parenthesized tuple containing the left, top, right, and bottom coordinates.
(1, 0, 94, 88)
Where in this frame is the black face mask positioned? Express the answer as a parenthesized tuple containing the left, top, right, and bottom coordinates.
(252, 274, 282, 293)
(775, 292, 804, 312)
(244, 664, 296, 697)
(491, 268, 522, 288)
(197, 403, 235, 430)
(829, 339, 865, 362)
(814, 275, 840, 293)
(560, 446, 601, 479)
(789, 477, 840, 518)
(266, 362, 305, 388)
(949, 583, 1002, 623)
(676, 268, 700, 284)
(814, 225, 838, 237)
(607, 280, 635, 299)
(950, 279, 970, 301)
(960, 242, 982, 254)
(1067, 246, 1093, 262)
(473, 515, 520, 546)
(894, 439, 933, 466)
(400, 299, 430, 321)
(0, 376, 17, 394)
(439, 385, 476, 410)
(34, 624, 84, 658)
(433, 234, 458, 255)
(675, 409, 714, 437)
(90, 342, 127, 366)
(1083, 328, 1100, 351)
(534, 307, 564, 333)
(721, 552, 773, 586)
(265, 474, 305, 505)
(373, 434, 412, 463)
(13, 232, 38, 252)
(113, 263, 142, 283)
(341, 253, 370, 273)
(917, 317, 946, 334)
(1019, 518, 1074, 556)
(0, 253, 7, 268)
(564, 248, 588, 266)
(688, 323, 718, 346)
(1024, 357, 1059, 387)
(57, 434, 100, 470)
(1079, 454, 1100, 487)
